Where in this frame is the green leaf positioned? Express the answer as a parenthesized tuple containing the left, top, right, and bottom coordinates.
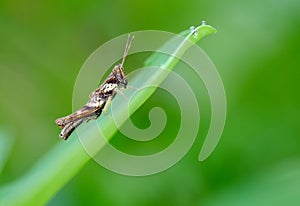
(202, 160, 300, 206)
(0, 23, 216, 205)
(0, 129, 14, 173)
(0, 138, 90, 206)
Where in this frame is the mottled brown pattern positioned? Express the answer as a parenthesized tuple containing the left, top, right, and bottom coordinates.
(55, 35, 134, 140)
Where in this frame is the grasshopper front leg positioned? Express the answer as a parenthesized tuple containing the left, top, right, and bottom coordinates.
(103, 95, 113, 116)
(102, 87, 128, 116)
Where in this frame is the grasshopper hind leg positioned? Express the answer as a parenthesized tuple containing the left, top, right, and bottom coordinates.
(59, 118, 84, 140)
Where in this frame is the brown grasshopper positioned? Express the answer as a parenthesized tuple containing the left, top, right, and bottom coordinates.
(55, 35, 135, 140)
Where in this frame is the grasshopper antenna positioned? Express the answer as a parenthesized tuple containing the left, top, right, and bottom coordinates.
(120, 34, 135, 68)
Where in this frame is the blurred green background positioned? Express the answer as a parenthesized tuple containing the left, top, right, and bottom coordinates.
(0, 0, 300, 205)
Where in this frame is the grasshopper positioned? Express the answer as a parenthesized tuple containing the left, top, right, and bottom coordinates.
(55, 35, 134, 140)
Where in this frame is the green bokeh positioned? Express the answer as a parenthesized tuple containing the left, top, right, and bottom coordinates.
(0, 0, 299, 205)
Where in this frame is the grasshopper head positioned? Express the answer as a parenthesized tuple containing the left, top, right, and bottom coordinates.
(113, 64, 128, 88)
(113, 34, 134, 88)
